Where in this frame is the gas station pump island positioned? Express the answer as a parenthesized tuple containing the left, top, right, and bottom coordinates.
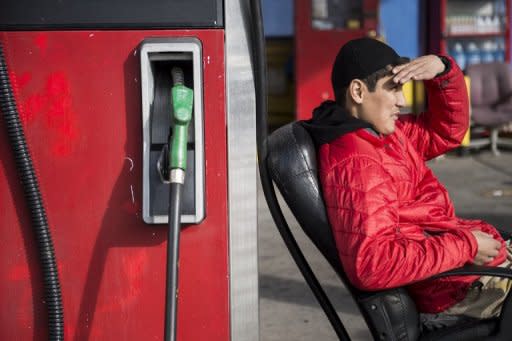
(0, 1, 260, 340)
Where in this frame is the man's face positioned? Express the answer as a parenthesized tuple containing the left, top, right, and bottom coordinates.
(358, 75, 406, 135)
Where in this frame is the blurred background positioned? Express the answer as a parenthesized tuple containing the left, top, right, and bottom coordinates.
(259, 0, 512, 339)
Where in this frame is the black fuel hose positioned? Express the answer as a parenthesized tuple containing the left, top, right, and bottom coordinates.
(250, 1, 350, 340)
(0, 43, 64, 340)
(165, 179, 182, 341)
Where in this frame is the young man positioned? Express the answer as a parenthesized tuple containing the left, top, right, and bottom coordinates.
(302, 38, 511, 328)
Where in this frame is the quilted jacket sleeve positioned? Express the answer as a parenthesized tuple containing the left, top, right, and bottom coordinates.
(322, 156, 478, 291)
(398, 56, 469, 161)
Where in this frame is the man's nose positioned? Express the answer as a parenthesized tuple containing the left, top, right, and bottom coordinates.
(396, 90, 406, 108)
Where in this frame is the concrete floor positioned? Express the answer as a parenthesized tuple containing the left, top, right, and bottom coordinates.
(258, 150, 512, 341)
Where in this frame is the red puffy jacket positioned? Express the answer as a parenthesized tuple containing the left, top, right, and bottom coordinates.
(318, 59, 507, 313)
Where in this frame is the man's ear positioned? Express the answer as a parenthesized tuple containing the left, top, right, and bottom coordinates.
(348, 79, 365, 104)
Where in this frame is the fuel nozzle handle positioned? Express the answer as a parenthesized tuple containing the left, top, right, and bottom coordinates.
(170, 67, 193, 173)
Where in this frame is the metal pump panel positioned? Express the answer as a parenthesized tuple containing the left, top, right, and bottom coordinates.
(140, 38, 205, 224)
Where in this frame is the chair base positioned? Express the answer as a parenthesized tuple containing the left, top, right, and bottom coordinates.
(419, 318, 498, 341)
(463, 129, 512, 156)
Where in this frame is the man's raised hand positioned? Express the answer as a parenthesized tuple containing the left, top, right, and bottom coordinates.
(391, 55, 446, 84)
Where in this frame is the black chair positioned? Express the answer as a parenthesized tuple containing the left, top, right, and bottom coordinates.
(264, 121, 512, 341)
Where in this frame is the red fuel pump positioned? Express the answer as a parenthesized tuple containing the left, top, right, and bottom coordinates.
(0, 1, 259, 340)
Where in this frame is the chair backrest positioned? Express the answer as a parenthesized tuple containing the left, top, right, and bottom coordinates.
(266, 122, 343, 274)
(466, 62, 512, 107)
(266, 122, 421, 341)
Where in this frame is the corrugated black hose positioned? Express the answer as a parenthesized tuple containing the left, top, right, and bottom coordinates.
(0, 43, 64, 340)
(250, 0, 350, 340)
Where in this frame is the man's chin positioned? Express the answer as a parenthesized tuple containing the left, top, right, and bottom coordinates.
(381, 126, 396, 136)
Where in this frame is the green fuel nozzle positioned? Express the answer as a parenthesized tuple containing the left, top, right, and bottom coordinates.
(164, 67, 193, 341)
(170, 67, 193, 171)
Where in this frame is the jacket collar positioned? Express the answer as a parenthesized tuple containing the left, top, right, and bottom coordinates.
(355, 128, 394, 147)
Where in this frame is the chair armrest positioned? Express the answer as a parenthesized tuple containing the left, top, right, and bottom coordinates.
(491, 92, 512, 110)
(431, 265, 512, 280)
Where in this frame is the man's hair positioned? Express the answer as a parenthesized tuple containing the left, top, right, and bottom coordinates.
(335, 56, 410, 107)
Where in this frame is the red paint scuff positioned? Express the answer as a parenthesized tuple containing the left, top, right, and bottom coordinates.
(34, 34, 48, 54)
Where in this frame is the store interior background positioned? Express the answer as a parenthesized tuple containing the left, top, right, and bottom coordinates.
(262, 0, 511, 129)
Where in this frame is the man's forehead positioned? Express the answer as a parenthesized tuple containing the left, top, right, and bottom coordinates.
(378, 74, 395, 86)
(376, 75, 404, 92)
